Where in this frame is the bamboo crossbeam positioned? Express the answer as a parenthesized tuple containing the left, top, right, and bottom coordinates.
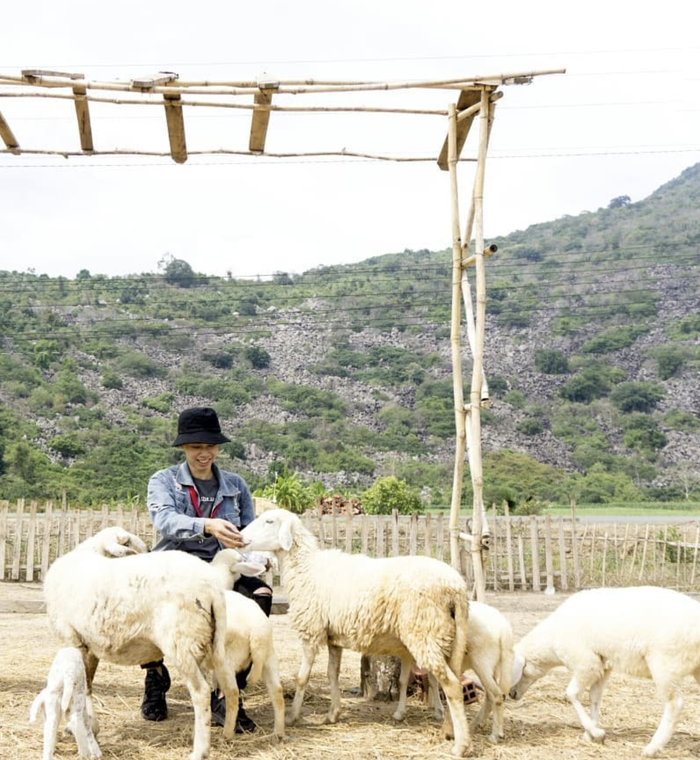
(0, 146, 478, 162)
(0, 90, 448, 117)
(0, 68, 566, 97)
(0, 109, 19, 151)
(72, 84, 93, 152)
(163, 93, 187, 164)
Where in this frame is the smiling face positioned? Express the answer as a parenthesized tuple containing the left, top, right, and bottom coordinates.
(181, 443, 219, 479)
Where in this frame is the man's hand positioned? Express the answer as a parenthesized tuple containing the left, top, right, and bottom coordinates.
(204, 518, 247, 549)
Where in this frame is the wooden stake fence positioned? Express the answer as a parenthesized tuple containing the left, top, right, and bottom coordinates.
(2, 500, 699, 592)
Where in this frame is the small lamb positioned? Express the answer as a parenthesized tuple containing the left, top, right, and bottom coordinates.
(421, 600, 514, 744)
(509, 585, 700, 757)
(29, 646, 102, 760)
(222, 589, 286, 739)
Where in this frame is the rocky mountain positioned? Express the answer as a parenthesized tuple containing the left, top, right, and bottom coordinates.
(1, 163, 699, 504)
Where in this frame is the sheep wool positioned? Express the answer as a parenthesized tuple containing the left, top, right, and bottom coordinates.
(43, 531, 255, 760)
(510, 585, 700, 757)
(241, 508, 472, 758)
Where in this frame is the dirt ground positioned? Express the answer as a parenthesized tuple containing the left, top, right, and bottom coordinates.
(2, 583, 699, 760)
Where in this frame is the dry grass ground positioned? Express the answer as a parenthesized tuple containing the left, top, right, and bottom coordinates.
(1, 583, 699, 760)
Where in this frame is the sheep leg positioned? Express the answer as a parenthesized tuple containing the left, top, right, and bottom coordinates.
(67, 711, 102, 759)
(325, 644, 343, 723)
(565, 673, 605, 743)
(426, 673, 445, 720)
(81, 650, 100, 736)
(392, 655, 415, 721)
(471, 667, 504, 743)
(587, 667, 610, 728)
(262, 657, 286, 740)
(183, 671, 213, 760)
(642, 675, 684, 757)
(288, 639, 319, 725)
(435, 666, 471, 757)
(38, 694, 60, 760)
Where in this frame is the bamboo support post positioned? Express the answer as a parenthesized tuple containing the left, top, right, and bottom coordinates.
(447, 101, 467, 574)
(0, 109, 19, 151)
(163, 93, 187, 164)
(72, 83, 94, 152)
(504, 504, 515, 591)
(249, 82, 277, 153)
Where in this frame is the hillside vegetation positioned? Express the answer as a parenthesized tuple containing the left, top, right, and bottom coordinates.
(1, 163, 700, 509)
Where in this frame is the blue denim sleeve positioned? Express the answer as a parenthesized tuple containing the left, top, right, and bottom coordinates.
(234, 474, 256, 529)
(146, 467, 207, 540)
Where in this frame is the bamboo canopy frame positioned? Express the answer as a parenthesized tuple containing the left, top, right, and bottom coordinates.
(0, 67, 565, 598)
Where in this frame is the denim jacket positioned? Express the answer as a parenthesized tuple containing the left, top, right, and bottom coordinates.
(146, 462, 255, 552)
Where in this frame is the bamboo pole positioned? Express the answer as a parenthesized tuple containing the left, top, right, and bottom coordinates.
(447, 101, 467, 574)
(465, 87, 494, 601)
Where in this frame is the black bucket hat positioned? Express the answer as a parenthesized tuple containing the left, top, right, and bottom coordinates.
(172, 407, 231, 446)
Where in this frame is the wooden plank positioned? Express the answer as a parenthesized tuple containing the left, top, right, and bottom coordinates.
(72, 85, 94, 152)
(0, 502, 8, 580)
(163, 94, 187, 164)
(25, 502, 38, 582)
(0, 109, 19, 151)
(11, 500, 24, 580)
(40, 502, 53, 579)
(504, 505, 515, 591)
(249, 85, 276, 153)
(131, 73, 178, 91)
(22, 69, 84, 80)
(557, 517, 568, 591)
(529, 516, 540, 591)
(544, 515, 555, 593)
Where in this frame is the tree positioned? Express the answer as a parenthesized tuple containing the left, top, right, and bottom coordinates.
(608, 195, 631, 209)
(159, 253, 196, 288)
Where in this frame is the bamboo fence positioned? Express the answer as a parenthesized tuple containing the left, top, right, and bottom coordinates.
(2, 500, 699, 592)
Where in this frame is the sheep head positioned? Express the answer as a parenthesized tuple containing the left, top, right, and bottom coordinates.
(240, 508, 297, 553)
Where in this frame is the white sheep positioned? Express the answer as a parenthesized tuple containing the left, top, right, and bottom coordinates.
(509, 585, 700, 757)
(240, 508, 472, 757)
(43, 529, 262, 760)
(222, 589, 285, 739)
(29, 646, 102, 760)
(420, 600, 514, 744)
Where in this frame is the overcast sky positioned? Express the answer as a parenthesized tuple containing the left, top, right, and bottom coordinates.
(1, 0, 698, 280)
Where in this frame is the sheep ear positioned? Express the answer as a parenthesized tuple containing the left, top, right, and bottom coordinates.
(511, 653, 525, 685)
(279, 518, 294, 551)
(235, 560, 267, 577)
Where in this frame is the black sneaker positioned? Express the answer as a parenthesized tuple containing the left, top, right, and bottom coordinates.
(210, 691, 226, 727)
(235, 698, 257, 734)
(141, 665, 171, 721)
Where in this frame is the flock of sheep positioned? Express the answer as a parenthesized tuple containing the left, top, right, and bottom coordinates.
(30, 508, 700, 760)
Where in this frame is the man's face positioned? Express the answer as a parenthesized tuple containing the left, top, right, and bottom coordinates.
(181, 443, 219, 478)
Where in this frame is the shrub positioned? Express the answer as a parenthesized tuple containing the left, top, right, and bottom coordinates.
(101, 370, 123, 390)
(361, 476, 422, 515)
(534, 348, 570, 374)
(610, 382, 664, 413)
